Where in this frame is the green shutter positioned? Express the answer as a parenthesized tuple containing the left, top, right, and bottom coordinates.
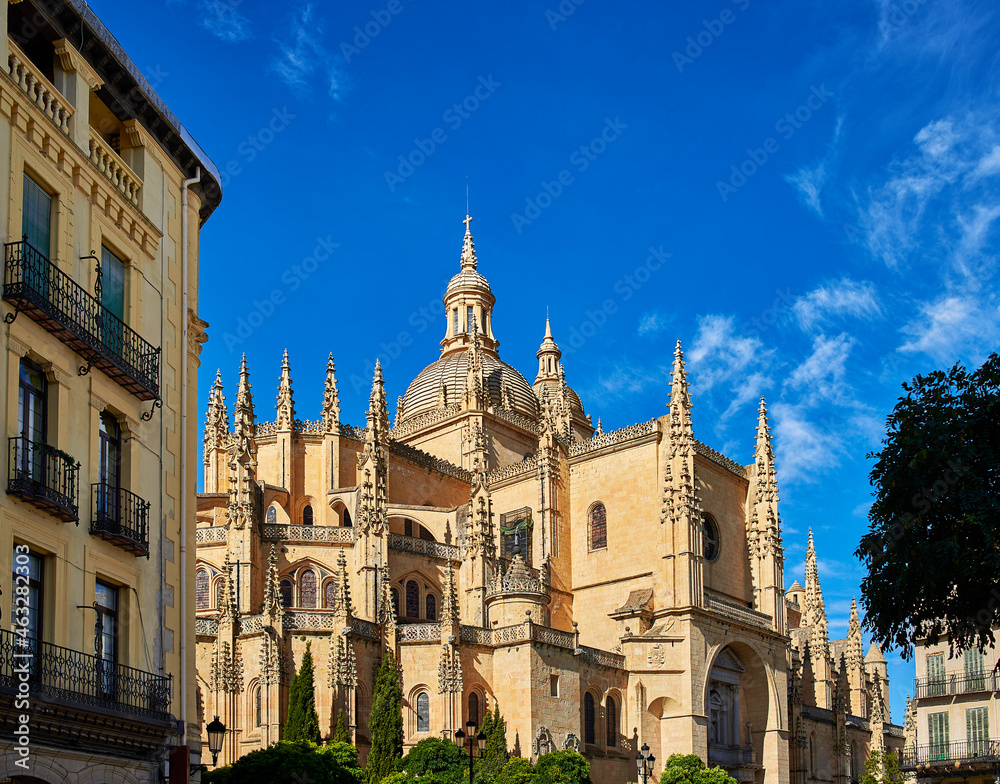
(927, 653, 946, 696)
(964, 649, 986, 691)
(966, 707, 989, 756)
(929, 712, 950, 760)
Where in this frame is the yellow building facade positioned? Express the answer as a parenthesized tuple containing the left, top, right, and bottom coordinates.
(195, 218, 901, 784)
(0, 1, 221, 782)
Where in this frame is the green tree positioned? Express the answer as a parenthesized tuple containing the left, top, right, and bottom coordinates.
(366, 648, 404, 784)
(659, 754, 737, 784)
(334, 708, 352, 744)
(860, 750, 904, 784)
(855, 354, 1000, 655)
(480, 702, 509, 782)
(285, 641, 321, 743)
(202, 740, 361, 784)
(323, 740, 364, 781)
(534, 750, 591, 784)
(398, 737, 468, 784)
(496, 757, 535, 784)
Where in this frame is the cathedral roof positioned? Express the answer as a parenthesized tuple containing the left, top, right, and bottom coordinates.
(865, 643, 886, 663)
(787, 581, 805, 592)
(400, 350, 539, 424)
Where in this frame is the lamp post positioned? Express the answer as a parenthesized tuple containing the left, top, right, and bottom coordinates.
(636, 742, 656, 784)
(454, 719, 487, 784)
(206, 715, 227, 767)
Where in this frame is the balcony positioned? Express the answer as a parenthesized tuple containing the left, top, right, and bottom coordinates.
(3, 240, 160, 401)
(902, 740, 1000, 768)
(0, 627, 171, 724)
(7, 436, 80, 522)
(91, 483, 151, 557)
(914, 672, 998, 698)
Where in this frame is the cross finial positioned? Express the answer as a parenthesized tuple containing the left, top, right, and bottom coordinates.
(463, 213, 473, 233)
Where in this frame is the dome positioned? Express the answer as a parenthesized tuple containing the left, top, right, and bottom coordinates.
(446, 268, 492, 296)
(533, 377, 587, 422)
(400, 350, 539, 424)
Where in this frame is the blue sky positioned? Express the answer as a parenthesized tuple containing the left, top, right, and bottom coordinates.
(92, 0, 1000, 721)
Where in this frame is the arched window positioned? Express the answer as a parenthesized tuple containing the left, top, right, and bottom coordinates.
(584, 692, 596, 745)
(280, 579, 293, 608)
(589, 503, 607, 551)
(324, 579, 337, 608)
(300, 570, 317, 608)
(266, 506, 277, 524)
(255, 686, 263, 727)
(196, 569, 209, 610)
(702, 513, 720, 561)
(469, 692, 479, 725)
(355, 687, 370, 742)
(606, 695, 617, 747)
(416, 692, 430, 732)
(215, 581, 225, 609)
(405, 580, 419, 618)
(302, 505, 314, 525)
(343, 509, 352, 527)
(391, 587, 400, 616)
(426, 594, 437, 621)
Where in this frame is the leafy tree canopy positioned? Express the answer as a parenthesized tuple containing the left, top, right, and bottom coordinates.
(534, 750, 592, 784)
(496, 757, 536, 784)
(860, 750, 904, 784)
(285, 641, 321, 743)
(202, 740, 361, 784)
(365, 649, 404, 784)
(659, 754, 737, 784)
(856, 354, 1000, 656)
(397, 737, 468, 784)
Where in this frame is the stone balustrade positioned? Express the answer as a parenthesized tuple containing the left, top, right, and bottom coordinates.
(7, 42, 73, 134)
(195, 526, 227, 544)
(703, 590, 773, 630)
(88, 130, 141, 206)
(388, 533, 460, 561)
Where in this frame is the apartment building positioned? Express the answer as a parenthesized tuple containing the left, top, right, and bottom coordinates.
(0, 1, 221, 782)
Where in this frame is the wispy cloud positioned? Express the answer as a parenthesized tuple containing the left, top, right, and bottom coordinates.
(271, 4, 347, 101)
(200, 0, 252, 42)
(793, 279, 883, 333)
(637, 311, 668, 337)
(899, 293, 1000, 363)
(785, 333, 856, 407)
(785, 116, 844, 218)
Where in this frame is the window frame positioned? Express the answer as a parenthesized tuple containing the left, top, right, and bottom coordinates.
(702, 513, 721, 562)
(588, 502, 607, 552)
(415, 691, 430, 733)
(583, 691, 596, 746)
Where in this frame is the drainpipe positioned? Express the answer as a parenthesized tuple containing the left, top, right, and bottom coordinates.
(180, 166, 201, 750)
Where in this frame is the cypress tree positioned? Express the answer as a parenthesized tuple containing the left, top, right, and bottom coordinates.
(334, 707, 352, 744)
(366, 648, 404, 784)
(481, 702, 509, 781)
(284, 641, 321, 743)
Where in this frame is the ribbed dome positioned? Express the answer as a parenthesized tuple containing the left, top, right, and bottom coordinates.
(401, 351, 539, 424)
(447, 268, 492, 295)
(533, 378, 587, 422)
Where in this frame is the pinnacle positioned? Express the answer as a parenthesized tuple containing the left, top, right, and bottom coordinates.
(461, 213, 477, 270)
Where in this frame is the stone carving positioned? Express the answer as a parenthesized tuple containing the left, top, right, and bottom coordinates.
(322, 353, 340, 432)
(647, 643, 665, 667)
(534, 726, 555, 758)
(563, 733, 581, 751)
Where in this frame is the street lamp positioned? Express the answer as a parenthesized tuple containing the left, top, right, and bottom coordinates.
(206, 715, 227, 767)
(454, 719, 488, 784)
(636, 742, 656, 784)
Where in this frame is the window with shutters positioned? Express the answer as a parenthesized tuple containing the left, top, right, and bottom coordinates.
(416, 692, 430, 732)
(964, 648, 986, 691)
(196, 569, 209, 610)
(300, 570, 317, 608)
(22, 174, 52, 257)
(967, 707, 989, 755)
(928, 712, 949, 760)
(927, 653, 946, 696)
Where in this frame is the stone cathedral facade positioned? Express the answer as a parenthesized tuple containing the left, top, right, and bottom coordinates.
(193, 217, 902, 784)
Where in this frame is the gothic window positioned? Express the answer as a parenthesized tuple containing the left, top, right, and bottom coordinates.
(589, 503, 607, 551)
(302, 505, 313, 525)
(606, 695, 617, 747)
(215, 580, 224, 609)
(300, 570, 317, 608)
(703, 513, 720, 561)
(255, 686, 263, 727)
(469, 692, 479, 725)
(500, 508, 533, 566)
(196, 569, 209, 610)
(416, 692, 430, 732)
(405, 580, 419, 618)
(324, 579, 337, 608)
(355, 687, 370, 742)
(583, 692, 596, 745)
(391, 587, 400, 616)
(344, 509, 352, 527)
(280, 579, 293, 608)
(266, 506, 277, 524)
(426, 594, 436, 621)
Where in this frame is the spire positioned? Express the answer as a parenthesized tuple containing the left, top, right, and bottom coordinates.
(233, 354, 256, 449)
(669, 340, 694, 447)
(262, 544, 284, 619)
(366, 359, 390, 443)
(218, 557, 238, 623)
(322, 353, 340, 433)
(746, 396, 785, 632)
(834, 653, 850, 715)
(534, 315, 562, 383)
(204, 369, 229, 454)
(226, 355, 259, 530)
(461, 214, 477, 270)
(847, 598, 864, 667)
(275, 349, 295, 430)
(440, 562, 460, 626)
(334, 548, 353, 619)
(803, 528, 829, 652)
(357, 361, 390, 536)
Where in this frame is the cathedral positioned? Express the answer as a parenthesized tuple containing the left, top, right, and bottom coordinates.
(193, 216, 902, 784)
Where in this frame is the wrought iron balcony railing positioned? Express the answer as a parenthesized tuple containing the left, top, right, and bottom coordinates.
(901, 739, 1000, 768)
(2, 240, 160, 401)
(0, 628, 171, 723)
(7, 436, 80, 522)
(914, 672, 998, 698)
(91, 483, 151, 557)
